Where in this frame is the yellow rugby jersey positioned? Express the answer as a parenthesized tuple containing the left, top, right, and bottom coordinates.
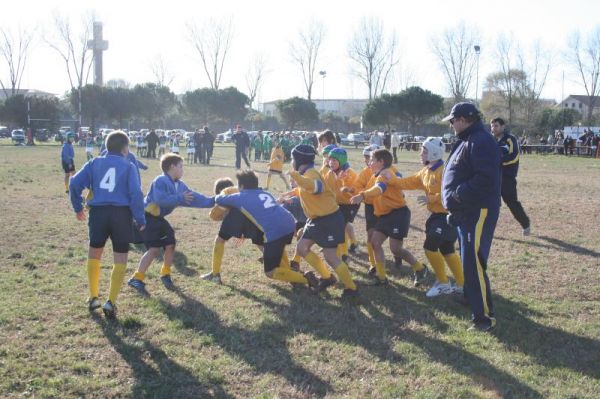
(354, 167, 374, 205)
(289, 167, 339, 219)
(209, 186, 239, 221)
(319, 164, 330, 177)
(395, 160, 447, 214)
(361, 167, 407, 216)
(326, 167, 359, 205)
(268, 147, 285, 172)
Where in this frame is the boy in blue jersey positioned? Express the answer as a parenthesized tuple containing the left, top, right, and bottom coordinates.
(214, 170, 319, 288)
(128, 153, 215, 295)
(69, 131, 146, 319)
(61, 132, 76, 193)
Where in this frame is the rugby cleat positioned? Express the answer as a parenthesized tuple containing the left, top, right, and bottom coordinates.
(128, 278, 149, 296)
(102, 300, 117, 319)
(348, 243, 358, 254)
(426, 281, 453, 297)
(413, 266, 429, 287)
(160, 275, 175, 290)
(88, 297, 101, 311)
(341, 288, 360, 299)
(451, 283, 464, 295)
(303, 271, 320, 289)
(468, 318, 496, 333)
(522, 226, 531, 236)
(316, 275, 337, 292)
(341, 254, 349, 263)
(367, 267, 377, 276)
(201, 272, 222, 284)
(290, 260, 300, 272)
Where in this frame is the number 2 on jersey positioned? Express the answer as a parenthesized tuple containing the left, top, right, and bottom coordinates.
(99, 167, 116, 192)
(259, 193, 276, 208)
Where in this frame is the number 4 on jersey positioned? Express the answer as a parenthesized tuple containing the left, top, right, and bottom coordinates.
(100, 167, 116, 192)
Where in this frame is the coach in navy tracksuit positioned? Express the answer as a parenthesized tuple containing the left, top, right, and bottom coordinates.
(490, 118, 531, 235)
(441, 103, 501, 332)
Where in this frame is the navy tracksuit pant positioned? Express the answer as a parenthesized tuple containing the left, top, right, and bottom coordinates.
(457, 207, 499, 324)
(501, 175, 530, 229)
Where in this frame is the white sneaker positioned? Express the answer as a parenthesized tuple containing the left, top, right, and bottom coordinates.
(523, 226, 531, 236)
(426, 281, 453, 297)
(451, 283, 464, 295)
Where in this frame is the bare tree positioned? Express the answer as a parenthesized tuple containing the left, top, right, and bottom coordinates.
(431, 22, 480, 102)
(187, 17, 234, 90)
(518, 40, 552, 127)
(566, 26, 600, 124)
(45, 12, 94, 126)
(348, 17, 398, 101)
(494, 33, 520, 124)
(0, 27, 35, 98)
(150, 54, 174, 87)
(289, 19, 325, 101)
(245, 53, 267, 109)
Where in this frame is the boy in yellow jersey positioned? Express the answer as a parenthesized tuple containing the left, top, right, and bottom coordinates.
(288, 145, 359, 297)
(343, 144, 378, 271)
(350, 149, 428, 286)
(325, 148, 360, 262)
(266, 139, 290, 190)
(392, 138, 464, 297)
(319, 144, 336, 176)
(201, 178, 265, 283)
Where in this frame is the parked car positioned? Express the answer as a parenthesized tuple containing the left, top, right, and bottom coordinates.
(216, 130, 233, 143)
(343, 132, 368, 148)
(11, 129, 25, 145)
(0, 126, 9, 138)
(34, 129, 50, 142)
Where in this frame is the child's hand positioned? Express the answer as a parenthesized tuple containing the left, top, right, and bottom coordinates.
(340, 186, 354, 193)
(76, 210, 86, 221)
(183, 191, 194, 204)
(380, 169, 392, 181)
(416, 195, 428, 206)
(138, 224, 146, 232)
(350, 194, 364, 205)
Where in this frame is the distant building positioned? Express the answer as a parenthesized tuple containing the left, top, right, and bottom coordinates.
(260, 98, 368, 119)
(0, 89, 57, 101)
(558, 95, 600, 116)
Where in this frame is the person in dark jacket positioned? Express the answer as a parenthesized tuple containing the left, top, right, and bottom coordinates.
(193, 129, 204, 164)
(441, 102, 501, 332)
(146, 130, 159, 159)
(232, 125, 251, 169)
(491, 118, 531, 235)
(202, 126, 214, 164)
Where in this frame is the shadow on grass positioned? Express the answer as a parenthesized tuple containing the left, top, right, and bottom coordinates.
(493, 295, 600, 380)
(495, 234, 600, 258)
(92, 313, 232, 398)
(172, 251, 197, 277)
(225, 282, 544, 398)
(156, 288, 334, 398)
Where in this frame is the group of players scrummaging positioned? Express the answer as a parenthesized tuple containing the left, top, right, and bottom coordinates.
(67, 102, 527, 332)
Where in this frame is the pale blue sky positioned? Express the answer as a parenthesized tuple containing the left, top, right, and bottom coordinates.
(2, 0, 599, 104)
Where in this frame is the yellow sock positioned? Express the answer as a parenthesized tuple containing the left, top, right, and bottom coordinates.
(305, 251, 331, 278)
(292, 253, 302, 263)
(108, 263, 127, 304)
(334, 262, 357, 290)
(425, 250, 448, 283)
(351, 237, 357, 246)
(266, 175, 272, 190)
(336, 244, 343, 258)
(87, 259, 101, 299)
(444, 252, 464, 286)
(160, 264, 171, 276)
(212, 240, 225, 275)
(64, 181, 69, 191)
(132, 271, 145, 281)
(411, 260, 425, 272)
(271, 267, 308, 284)
(342, 236, 349, 256)
(279, 251, 290, 269)
(367, 243, 375, 267)
(375, 261, 387, 280)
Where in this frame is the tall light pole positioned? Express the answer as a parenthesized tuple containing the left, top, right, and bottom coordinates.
(319, 70, 326, 112)
(474, 45, 481, 105)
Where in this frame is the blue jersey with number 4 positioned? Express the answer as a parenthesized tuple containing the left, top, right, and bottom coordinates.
(215, 189, 295, 242)
(69, 152, 146, 226)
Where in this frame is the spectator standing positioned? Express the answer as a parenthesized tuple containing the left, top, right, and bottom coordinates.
(146, 129, 159, 159)
(193, 129, 204, 164)
(232, 125, 251, 169)
(203, 126, 214, 164)
(253, 132, 263, 161)
(383, 131, 391, 150)
(391, 131, 400, 163)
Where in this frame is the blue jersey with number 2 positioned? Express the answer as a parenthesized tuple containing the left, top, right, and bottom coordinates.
(215, 189, 295, 242)
(69, 152, 146, 226)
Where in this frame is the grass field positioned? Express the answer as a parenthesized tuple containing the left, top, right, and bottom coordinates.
(0, 140, 598, 399)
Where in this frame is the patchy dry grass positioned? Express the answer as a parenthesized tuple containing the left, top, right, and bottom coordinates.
(0, 140, 598, 398)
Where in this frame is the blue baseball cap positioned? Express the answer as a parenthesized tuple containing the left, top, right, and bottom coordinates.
(442, 102, 480, 122)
